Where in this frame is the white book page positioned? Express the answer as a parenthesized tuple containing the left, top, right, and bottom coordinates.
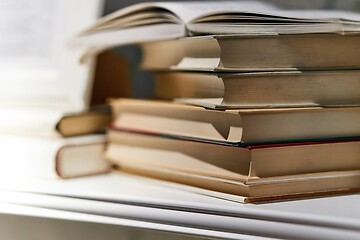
(89, 1, 275, 26)
(258, 9, 360, 22)
(154, 1, 276, 23)
(144, 2, 360, 23)
(79, 2, 360, 53)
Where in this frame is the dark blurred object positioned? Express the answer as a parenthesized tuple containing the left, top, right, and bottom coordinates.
(91, 51, 132, 105)
(113, 46, 155, 99)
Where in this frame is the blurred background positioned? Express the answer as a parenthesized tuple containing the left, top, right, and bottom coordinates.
(1, 0, 360, 103)
(103, 0, 360, 99)
(104, 0, 360, 12)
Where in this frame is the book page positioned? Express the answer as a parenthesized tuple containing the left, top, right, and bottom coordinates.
(256, 9, 360, 22)
(152, 1, 360, 23)
(157, 1, 360, 23)
(155, 1, 276, 23)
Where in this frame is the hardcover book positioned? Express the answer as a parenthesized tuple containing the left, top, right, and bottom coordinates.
(154, 70, 360, 108)
(110, 99, 360, 145)
(142, 34, 360, 72)
(106, 130, 360, 203)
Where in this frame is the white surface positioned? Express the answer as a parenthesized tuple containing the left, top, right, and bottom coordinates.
(0, 172, 359, 239)
(0, 172, 237, 206)
(0, 203, 273, 240)
(0, 192, 359, 240)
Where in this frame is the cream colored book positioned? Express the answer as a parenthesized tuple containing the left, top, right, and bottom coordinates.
(153, 70, 360, 108)
(107, 130, 360, 181)
(141, 33, 360, 72)
(106, 141, 360, 203)
(112, 164, 360, 203)
(110, 99, 360, 145)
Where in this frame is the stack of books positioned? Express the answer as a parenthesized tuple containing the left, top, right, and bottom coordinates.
(75, 1, 360, 202)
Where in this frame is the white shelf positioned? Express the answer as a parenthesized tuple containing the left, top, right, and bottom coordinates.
(0, 173, 360, 239)
(0, 172, 359, 239)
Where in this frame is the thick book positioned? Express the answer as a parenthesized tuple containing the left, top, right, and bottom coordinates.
(107, 129, 360, 180)
(55, 106, 111, 137)
(142, 33, 360, 72)
(73, 1, 360, 50)
(0, 134, 110, 179)
(113, 164, 360, 203)
(154, 70, 360, 108)
(106, 131, 360, 203)
(110, 99, 360, 145)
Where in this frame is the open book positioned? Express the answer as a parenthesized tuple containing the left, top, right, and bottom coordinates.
(73, 1, 360, 50)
